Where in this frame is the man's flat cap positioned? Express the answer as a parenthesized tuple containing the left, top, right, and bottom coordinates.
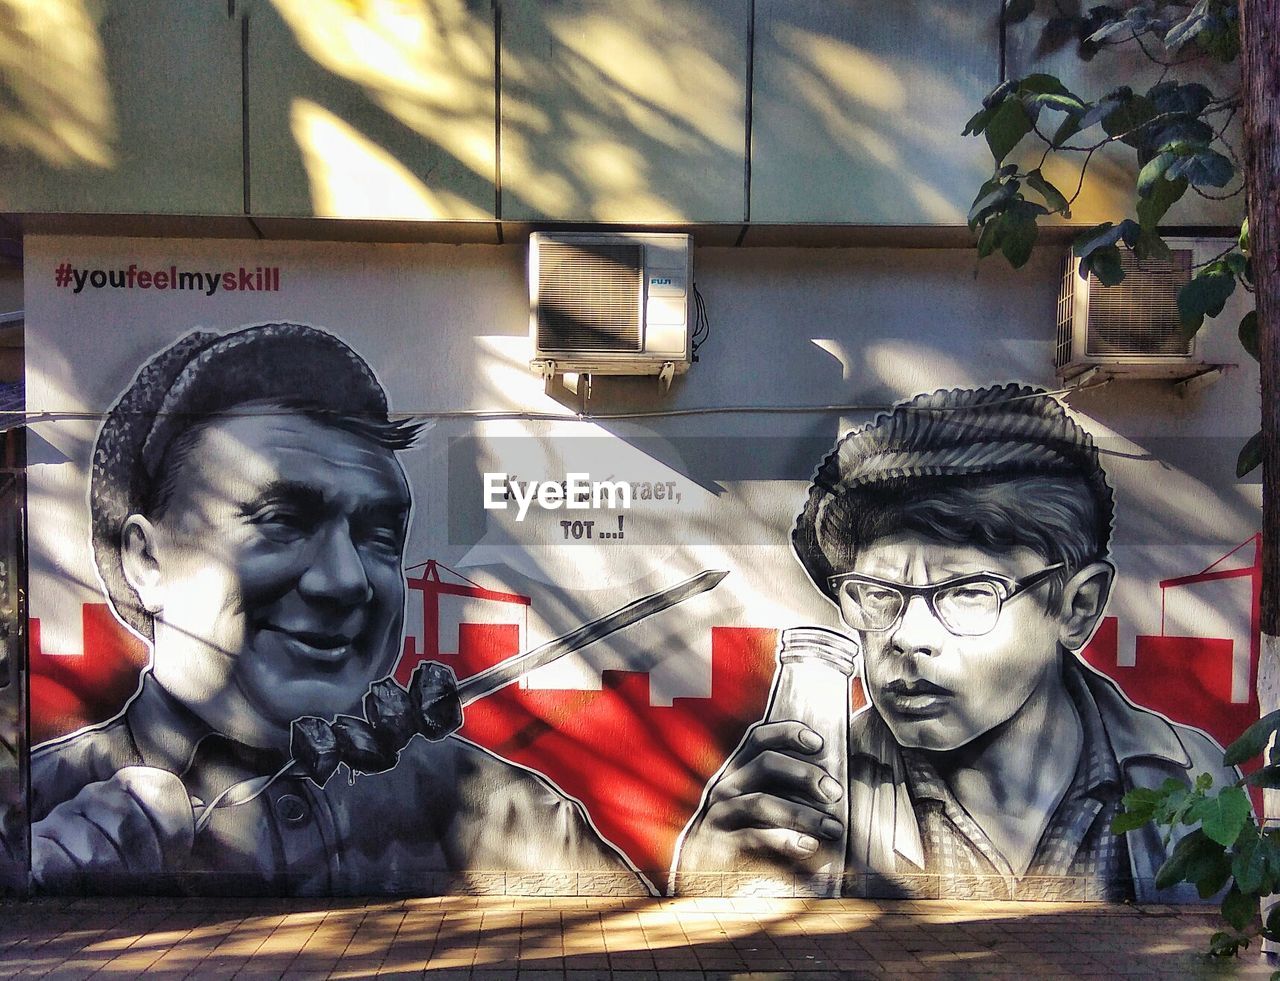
(792, 383, 1114, 600)
(91, 322, 392, 637)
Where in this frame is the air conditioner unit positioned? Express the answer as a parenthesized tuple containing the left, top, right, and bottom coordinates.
(529, 232, 692, 385)
(1056, 240, 1214, 381)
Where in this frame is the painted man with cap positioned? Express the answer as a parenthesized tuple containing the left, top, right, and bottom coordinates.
(676, 384, 1234, 901)
(15, 323, 641, 895)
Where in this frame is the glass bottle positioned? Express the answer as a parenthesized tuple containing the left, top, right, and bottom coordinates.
(762, 625, 861, 897)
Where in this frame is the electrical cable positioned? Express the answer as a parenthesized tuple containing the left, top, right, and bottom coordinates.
(690, 283, 710, 358)
(0, 379, 1113, 430)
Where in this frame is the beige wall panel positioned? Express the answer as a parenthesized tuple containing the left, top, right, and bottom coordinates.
(500, 1, 749, 223)
(751, 1, 999, 225)
(0, 0, 242, 215)
(246, 0, 497, 220)
(1006, 13, 1241, 228)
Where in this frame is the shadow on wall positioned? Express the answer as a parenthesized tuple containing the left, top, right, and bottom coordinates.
(0, 0, 115, 169)
(253, 0, 990, 223)
(254, 0, 751, 221)
(0, 0, 998, 223)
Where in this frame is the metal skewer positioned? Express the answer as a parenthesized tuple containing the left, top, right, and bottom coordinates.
(193, 569, 728, 829)
(455, 569, 728, 705)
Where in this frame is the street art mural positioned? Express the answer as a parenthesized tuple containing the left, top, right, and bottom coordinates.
(17, 324, 645, 895)
(16, 238, 1261, 899)
(673, 386, 1238, 903)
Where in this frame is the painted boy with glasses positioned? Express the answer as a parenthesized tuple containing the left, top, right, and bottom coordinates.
(675, 384, 1234, 901)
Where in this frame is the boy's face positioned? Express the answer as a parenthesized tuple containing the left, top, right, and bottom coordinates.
(848, 531, 1066, 753)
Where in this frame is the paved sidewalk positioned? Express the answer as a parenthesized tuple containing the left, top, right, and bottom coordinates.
(0, 896, 1273, 979)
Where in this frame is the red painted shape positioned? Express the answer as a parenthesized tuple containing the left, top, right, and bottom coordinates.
(413, 625, 778, 888)
(28, 537, 1264, 884)
(29, 606, 149, 744)
(1082, 616, 1263, 811)
(1082, 625, 1241, 748)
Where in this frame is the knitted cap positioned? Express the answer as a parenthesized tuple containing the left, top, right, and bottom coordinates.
(792, 384, 1114, 600)
(90, 323, 392, 638)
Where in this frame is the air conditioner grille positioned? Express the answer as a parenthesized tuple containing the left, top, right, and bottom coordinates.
(536, 242, 643, 352)
(1055, 254, 1075, 368)
(1085, 249, 1193, 357)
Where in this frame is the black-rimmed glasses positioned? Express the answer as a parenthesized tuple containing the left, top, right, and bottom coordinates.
(827, 563, 1066, 637)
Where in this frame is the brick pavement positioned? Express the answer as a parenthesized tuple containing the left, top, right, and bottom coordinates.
(0, 896, 1273, 979)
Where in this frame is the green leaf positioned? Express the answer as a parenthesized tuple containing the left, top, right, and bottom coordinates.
(976, 219, 1001, 259)
(1244, 765, 1280, 789)
(1222, 886, 1257, 932)
(1149, 80, 1214, 117)
(963, 105, 994, 137)
(999, 202, 1045, 268)
(1208, 930, 1246, 957)
(1199, 14, 1240, 63)
(1026, 169, 1069, 214)
(1017, 74, 1071, 97)
(1004, 0, 1035, 24)
(1028, 93, 1087, 114)
(1233, 835, 1268, 894)
(981, 79, 1018, 110)
(1225, 711, 1280, 766)
(1240, 217, 1250, 254)
(1137, 176, 1188, 228)
(1084, 246, 1125, 286)
(1265, 896, 1280, 936)
(1088, 16, 1136, 44)
(1073, 222, 1121, 259)
(1237, 432, 1262, 479)
(1156, 829, 1221, 890)
(1193, 847, 1234, 897)
(986, 98, 1034, 163)
(1051, 112, 1084, 147)
(1137, 152, 1178, 196)
(1167, 147, 1234, 188)
(1125, 785, 1168, 805)
(1134, 228, 1172, 261)
(1112, 808, 1155, 833)
(1239, 310, 1258, 361)
(1178, 270, 1236, 335)
(1165, 1, 1212, 50)
(1154, 782, 1195, 826)
(1256, 831, 1280, 894)
(1189, 787, 1252, 847)
(1102, 94, 1157, 148)
(1150, 117, 1216, 147)
(1226, 252, 1248, 277)
(967, 178, 1019, 230)
(1075, 97, 1121, 133)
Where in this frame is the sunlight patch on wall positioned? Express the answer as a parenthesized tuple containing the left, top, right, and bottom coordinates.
(862, 339, 982, 395)
(0, 0, 115, 167)
(776, 27, 906, 113)
(1039, 152, 1136, 227)
(903, 174, 963, 224)
(498, 2, 745, 221)
(271, 0, 495, 184)
(564, 141, 686, 222)
(548, 14, 741, 153)
(291, 99, 490, 220)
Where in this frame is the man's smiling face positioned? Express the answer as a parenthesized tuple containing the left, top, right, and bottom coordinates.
(850, 532, 1065, 753)
(132, 411, 411, 749)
